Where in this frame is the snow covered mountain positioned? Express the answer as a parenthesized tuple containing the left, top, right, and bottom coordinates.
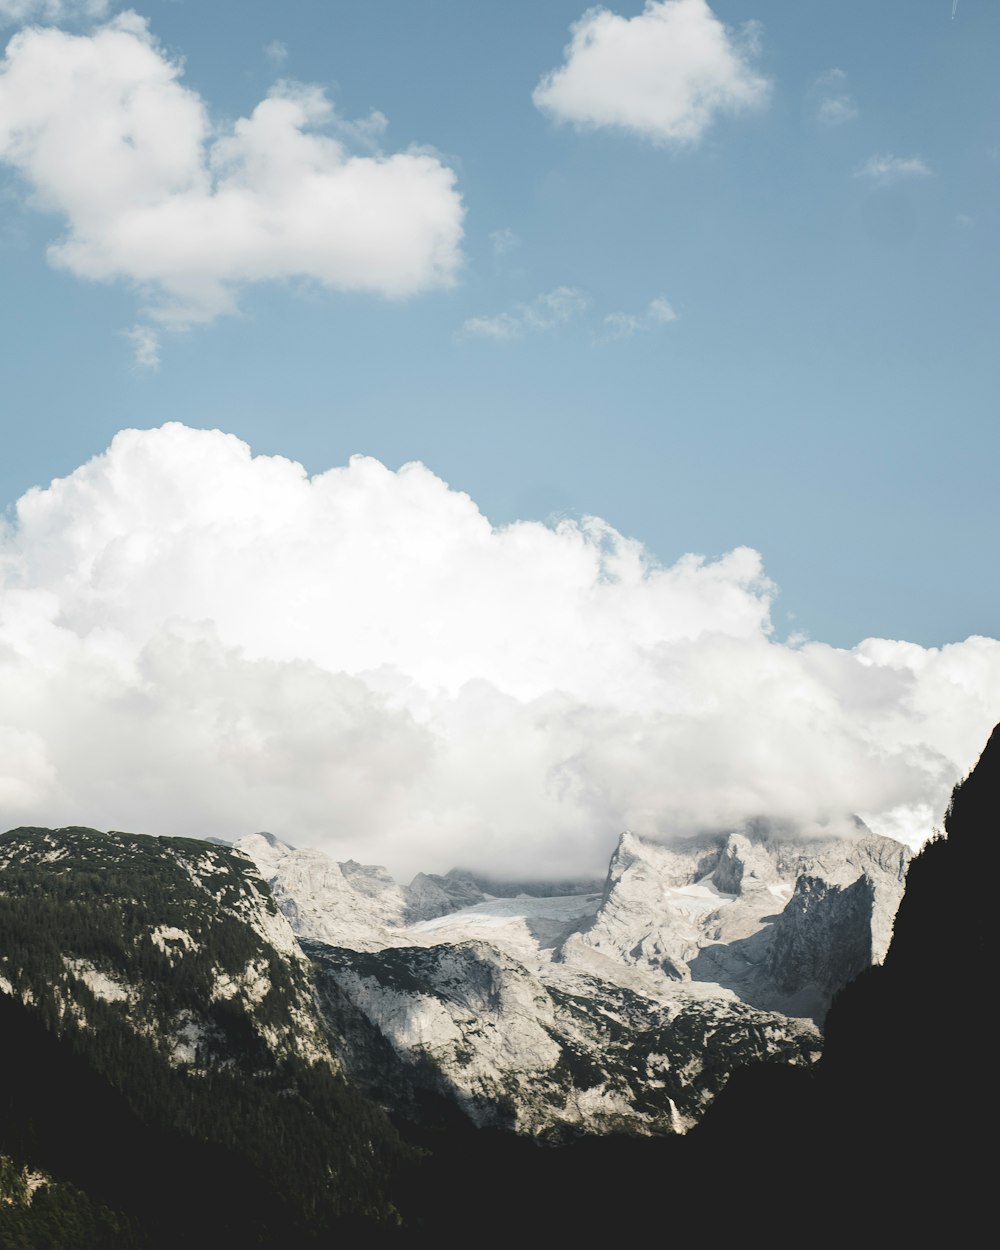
(237, 821, 909, 1138)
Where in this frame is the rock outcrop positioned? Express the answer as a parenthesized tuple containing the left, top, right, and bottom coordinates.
(565, 825, 909, 1019)
(239, 819, 909, 1138)
(309, 937, 819, 1139)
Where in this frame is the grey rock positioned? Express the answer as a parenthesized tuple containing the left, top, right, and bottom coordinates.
(238, 820, 910, 1139)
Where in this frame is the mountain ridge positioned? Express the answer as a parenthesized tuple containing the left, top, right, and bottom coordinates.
(235, 818, 909, 1138)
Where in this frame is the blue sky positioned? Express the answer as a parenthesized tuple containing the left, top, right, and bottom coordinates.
(0, 1, 997, 872)
(1, 0, 996, 648)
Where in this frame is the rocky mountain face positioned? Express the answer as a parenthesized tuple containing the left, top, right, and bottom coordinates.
(307, 936, 819, 1138)
(237, 819, 909, 1140)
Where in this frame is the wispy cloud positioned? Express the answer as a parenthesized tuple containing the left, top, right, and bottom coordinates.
(854, 153, 932, 184)
(264, 40, 288, 67)
(466, 290, 679, 344)
(490, 227, 520, 258)
(0, 0, 109, 24)
(123, 324, 161, 370)
(814, 68, 858, 126)
(463, 286, 591, 341)
(601, 295, 678, 340)
(534, 0, 770, 147)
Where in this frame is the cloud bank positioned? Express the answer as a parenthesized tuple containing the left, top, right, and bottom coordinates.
(1, 424, 997, 879)
(0, 12, 464, 327)
(534, 0, 770, 147)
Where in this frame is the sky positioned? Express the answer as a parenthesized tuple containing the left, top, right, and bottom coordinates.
(0, 1, 997, 878)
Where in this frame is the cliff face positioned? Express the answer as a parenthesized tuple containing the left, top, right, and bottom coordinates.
(568, 826, 908, 1019)
(241, 819, 909, 1139)
(309, 936, 819, 1140)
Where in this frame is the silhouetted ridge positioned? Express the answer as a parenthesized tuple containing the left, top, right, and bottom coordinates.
(688, 720, 1000, 1240)
(944, 720, 1000, 854)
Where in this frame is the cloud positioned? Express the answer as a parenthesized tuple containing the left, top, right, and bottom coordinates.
(0, 13, 464, 328)
(263, 40, 287, 68)
(490, 227, 520, 258)
(533, 0, 770, 147)
(466, 290, 675, 344)
(814, 68, 858, 126)
(462, 312, 522, 341)
(463, 286, 591, 341)
(602, 295, 678, 339)
(1, 424, 997, 880)
(854, 154, 932, 184)
(817, 95, 857, 126)
(123, 322, 159, 369)
(0, 0, 109, 24)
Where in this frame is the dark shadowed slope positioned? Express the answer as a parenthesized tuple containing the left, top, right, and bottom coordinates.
(689, 722, 998, 1238)
(393, 724, 999, 1242)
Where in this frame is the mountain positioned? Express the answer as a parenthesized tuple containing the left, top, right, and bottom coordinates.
(384, 724, 1000, 1240)
(3, 733, 982, 1246)
(678, 723, 999, 1240)
(238, 819, 908, 1140)
(0, 827, 408, 1246)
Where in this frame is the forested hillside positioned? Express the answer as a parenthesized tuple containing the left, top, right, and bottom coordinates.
(0, 828, 408, 1246)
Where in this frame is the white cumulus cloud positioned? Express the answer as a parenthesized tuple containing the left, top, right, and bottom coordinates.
(1, 425, 998, 881)
(533, 0, 770, 147)
(0, 13, 464, 327)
